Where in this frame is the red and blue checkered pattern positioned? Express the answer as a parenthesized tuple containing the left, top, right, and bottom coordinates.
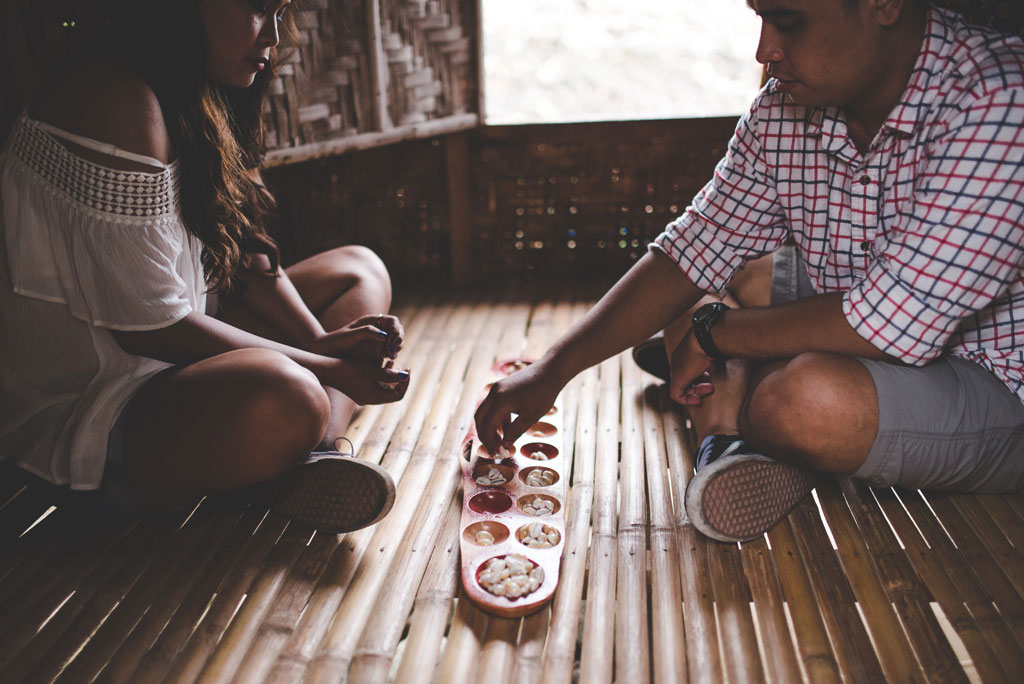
(654, 7, 1024, 404)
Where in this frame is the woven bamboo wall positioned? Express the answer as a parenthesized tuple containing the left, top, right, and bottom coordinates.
(262, 0, 480, 163)
(265, 136, 452, 286)
(263, 118, 737, 288)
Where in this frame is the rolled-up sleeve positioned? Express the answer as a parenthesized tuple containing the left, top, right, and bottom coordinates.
(652, 92, 790, 294)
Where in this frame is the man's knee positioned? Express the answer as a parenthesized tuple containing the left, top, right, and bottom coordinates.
(740, 352, 876, 473)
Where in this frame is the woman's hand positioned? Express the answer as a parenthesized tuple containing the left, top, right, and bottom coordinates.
(310, 314, 404, 364)
(474, 360, 565, 454)
(328, 357, 411, 405)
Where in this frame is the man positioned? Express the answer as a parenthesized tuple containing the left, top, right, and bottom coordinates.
(474, 0, 1024, 543)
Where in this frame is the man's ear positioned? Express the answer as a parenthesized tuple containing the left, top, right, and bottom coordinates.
(872, 0, 907, 28)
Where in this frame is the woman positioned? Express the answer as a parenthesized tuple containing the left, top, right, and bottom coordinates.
(0, 0, 410, 532)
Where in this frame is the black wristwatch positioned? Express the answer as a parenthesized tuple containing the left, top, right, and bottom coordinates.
(691, 302, 731, 362)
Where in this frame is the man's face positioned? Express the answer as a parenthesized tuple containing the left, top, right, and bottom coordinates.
(748, 0, 891, 109)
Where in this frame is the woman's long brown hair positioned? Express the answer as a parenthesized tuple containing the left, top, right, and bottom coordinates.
(105, 0, 289, 293)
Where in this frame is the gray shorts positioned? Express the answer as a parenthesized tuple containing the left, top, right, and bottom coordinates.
(770, 244, 1024, 493)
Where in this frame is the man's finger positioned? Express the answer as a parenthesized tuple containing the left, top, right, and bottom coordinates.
(474, 394, 500, 454)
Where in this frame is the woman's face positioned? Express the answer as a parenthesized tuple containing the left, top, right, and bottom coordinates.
(199, 0, 292, 87)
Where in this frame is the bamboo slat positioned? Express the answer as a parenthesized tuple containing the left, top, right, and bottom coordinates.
(435, 591, 490, 684)
(346, 496, 462, 684)
(872, 487, 1013, 682)
(387, 297, 516, 684)
(391, 495, 462, 684)
(898, 489, 1024, 653)
(99, 508, 252, 683)
(738, 537, 802, 684)
(578, 354, 622, 684)
(164, 513, 291, 683)
(0, 483, 53, 550)
(40, 514, 197, 684)
(814, 479, 927, 684)
(228, 530, 343, 683)
(542, 357, 598, 684)
(196, 519, 314, 684)
(479, 616, 521, 684)
(951, 494, 1024, 597)
(512, 607, 550, 684)
(836, 479, 968, 683)
(765, 517, 843, 684)
(664, 405, 724, 684)
(0, 505, 79, 607)
(642, 386, 687, 684)
(509, 295, 581, 684)
(0, 510, 123, 648)
(0, 518, 154, 679)
(302, 306, 473, 682)
(615, 354, 650, 684)
(977, 494, 1024, 551)
(921, 492, 1024, 644)
(129, 506, 270, 684)
(1003, 491, 1024, 520)
(261, 526, 377, 684)
(707, 540, 762, 684)
(789, 495, 886, 682)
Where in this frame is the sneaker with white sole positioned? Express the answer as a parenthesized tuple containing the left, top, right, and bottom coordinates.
(684, 435, 817, 542)
(269, 451, 396, 534)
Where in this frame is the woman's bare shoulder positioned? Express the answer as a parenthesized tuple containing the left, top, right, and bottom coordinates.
(28, 59, 173, 167)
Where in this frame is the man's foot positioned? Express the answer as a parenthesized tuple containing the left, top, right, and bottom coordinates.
(684, 435, 817, 542)
(632, 335, 670, 381)
(269, 451, 396, 534)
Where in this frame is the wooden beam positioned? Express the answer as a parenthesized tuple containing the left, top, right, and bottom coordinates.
(367, 0, 392, 131)
(262, 112, 478, 167)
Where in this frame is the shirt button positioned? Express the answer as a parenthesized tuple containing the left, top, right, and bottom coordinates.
(859, 175, 871, 186)
(860, 241, 871, 251)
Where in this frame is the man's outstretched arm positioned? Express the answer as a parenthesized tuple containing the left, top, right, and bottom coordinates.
(475, 249, 707, 452)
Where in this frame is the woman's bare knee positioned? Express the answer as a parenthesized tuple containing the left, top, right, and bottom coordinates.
(236, 350, 331, 462)
(124, 349, 331, 503)
(329, 245, 392, 305)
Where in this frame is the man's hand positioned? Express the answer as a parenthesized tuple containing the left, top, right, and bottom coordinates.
(474, 361, 564, 454)
(668, 330, 716, 405)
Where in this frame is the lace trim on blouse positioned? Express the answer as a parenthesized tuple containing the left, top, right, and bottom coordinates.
(8, 115, 180, 223)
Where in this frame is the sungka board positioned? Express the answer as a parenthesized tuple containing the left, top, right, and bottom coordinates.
(458, 360, 566, 618)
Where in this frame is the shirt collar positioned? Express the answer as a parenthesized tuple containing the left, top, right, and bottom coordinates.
(797, 6, 953, 144)
(883, 6, 952, 136)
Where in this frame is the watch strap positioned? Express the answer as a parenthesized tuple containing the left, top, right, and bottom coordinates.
(691, 302, 731, 362)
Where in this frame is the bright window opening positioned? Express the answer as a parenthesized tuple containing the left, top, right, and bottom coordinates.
(482, 0, 764, 124)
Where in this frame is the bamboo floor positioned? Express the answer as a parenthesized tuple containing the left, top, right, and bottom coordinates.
(2, 285, 1024, 683)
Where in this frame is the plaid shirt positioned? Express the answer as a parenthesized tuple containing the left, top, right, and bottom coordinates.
(653, 7, 1024, 404)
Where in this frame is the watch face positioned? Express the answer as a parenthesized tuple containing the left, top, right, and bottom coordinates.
(694, 302, 726, 326)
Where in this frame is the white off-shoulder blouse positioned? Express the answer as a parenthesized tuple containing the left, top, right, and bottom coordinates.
(0, 115, 206, 489)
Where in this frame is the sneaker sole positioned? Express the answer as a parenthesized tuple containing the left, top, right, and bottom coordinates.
(271, 457, 396, 534)
(684, 453, 817, 542)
